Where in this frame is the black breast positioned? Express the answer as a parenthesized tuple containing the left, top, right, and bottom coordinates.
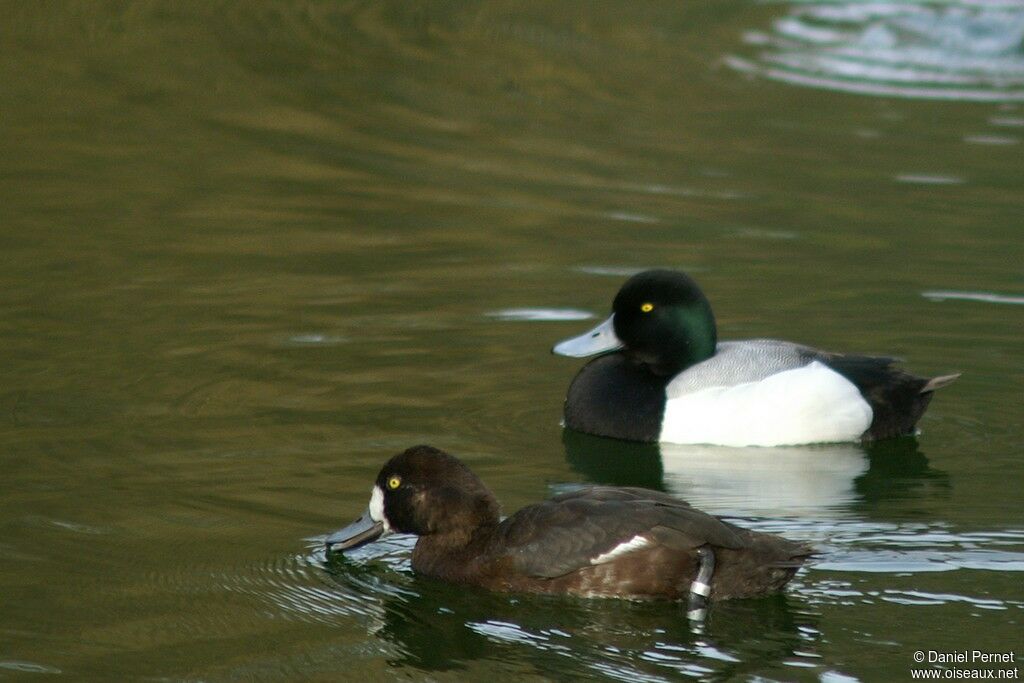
(563, 353, 669, 442)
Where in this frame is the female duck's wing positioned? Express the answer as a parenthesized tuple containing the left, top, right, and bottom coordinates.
(493, 494, 746, 580)
(549, 485, 694, 507)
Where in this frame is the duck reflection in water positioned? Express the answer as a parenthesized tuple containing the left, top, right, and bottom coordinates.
(562, 430, 950, 519)
(323, 550, 817, 678)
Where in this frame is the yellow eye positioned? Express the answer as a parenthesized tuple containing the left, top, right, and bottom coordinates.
(640, 303, 654, 313)
(387, 475, 401, 490)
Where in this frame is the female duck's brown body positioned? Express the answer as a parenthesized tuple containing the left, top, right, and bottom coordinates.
(326, 446, 810, 602)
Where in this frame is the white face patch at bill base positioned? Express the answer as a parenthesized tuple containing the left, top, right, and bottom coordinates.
(368, 485, 393, 533)
(590, 535, 651, 565)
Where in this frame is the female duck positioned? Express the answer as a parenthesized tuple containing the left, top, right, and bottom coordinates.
(553, 269, 958, 447)
(326, 446, 810, 611)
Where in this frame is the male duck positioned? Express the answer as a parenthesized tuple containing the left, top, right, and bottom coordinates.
(326, 445, 810, 612)
(553, 269, 958, 447)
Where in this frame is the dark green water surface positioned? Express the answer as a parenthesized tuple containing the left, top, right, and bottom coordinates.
(1, 2, 1022, 680)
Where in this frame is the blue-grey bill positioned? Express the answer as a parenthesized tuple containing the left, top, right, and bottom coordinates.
(325, 509, 385, 552)
(552, 315, 623, 358)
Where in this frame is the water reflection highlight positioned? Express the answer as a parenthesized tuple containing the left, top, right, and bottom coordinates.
(730, 3, 1024, 101)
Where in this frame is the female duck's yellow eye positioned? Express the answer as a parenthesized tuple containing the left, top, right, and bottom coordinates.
(641, 303, 654, 313)
(387, 476, 401, 490)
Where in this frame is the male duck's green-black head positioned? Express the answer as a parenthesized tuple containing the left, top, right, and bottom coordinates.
(553, 269, 717, 376)
(325, 445, 501, 552)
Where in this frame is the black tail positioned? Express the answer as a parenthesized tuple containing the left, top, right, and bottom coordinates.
(821, 355, 959, 441)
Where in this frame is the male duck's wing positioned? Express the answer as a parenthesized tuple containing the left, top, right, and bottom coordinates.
(493, 493, 746, 579)
(667, 339, 820, 396)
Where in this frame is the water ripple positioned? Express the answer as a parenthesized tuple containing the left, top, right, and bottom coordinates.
(922, 290, 1024, 305)
(485, 308, 595, 322)
(574, 266, 655, 277)
(797, 580, 1024, 612)
(0, 660, 62, 674)
(895, 174, 965, 185)
(281, 333, 348, 346)
(990, 115, 1024, 126)
(964, 134, 1019, 146)
(730, 3, 1024, 101)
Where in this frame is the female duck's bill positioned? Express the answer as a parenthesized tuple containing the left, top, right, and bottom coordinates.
(325, 485, 389, 551)
(552, 315, 622, 358)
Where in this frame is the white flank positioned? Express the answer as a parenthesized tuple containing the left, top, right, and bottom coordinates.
(368, 485, 392, 533)
(590, 535, 651, 565)
(659, 361, 873, 447)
